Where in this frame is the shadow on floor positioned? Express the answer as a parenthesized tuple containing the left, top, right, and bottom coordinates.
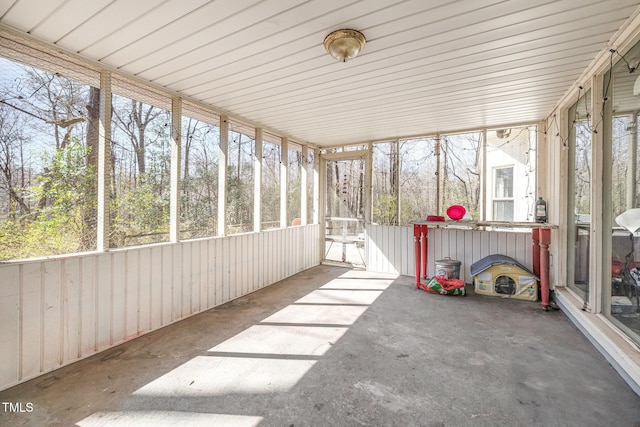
(1, 265, 640, 427)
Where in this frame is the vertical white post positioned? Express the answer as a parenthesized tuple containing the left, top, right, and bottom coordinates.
(435, 135, 441, 215)
(319, 156, 326, 262)
(169, 96, 181, 243)
(301, 145, 308, 225)
(394, 139, 400, 224)
(313, 147, 320, 224)
(97, 72, 112, 252)
(365, 142, 373, 224)
(281, 137, 289, 228)
(556, 112, 569, 290)
(218, 116, 228, 236)
(627, 113, 638, 209)
(590, 74, 606, 314)
(480, 130, 487, 221)
(254, 128, 263, 232)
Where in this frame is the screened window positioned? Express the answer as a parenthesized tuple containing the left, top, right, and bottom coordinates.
(307, 148, 316, 225)
(567, 89, 592, 302)
(608, 39, 640, 344)
(485, 126, 536, 222)
(0, 57, 98, 260)
(399, 137, 438, 225)
(441, 132, 482, 219)
(374, 127, 535, 225)
(110, 87, 172, 248)
(287, 142, 303, 226)
(262, 133, 281, 230)
(227, 121, 255, 235)
(372, 141, 398, 225)
(181, 106, 220, 240)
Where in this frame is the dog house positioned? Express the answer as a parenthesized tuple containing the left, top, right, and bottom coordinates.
(471, 254, 539, 301)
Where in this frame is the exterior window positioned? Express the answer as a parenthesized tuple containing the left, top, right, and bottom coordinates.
(493, 167, 514, 221)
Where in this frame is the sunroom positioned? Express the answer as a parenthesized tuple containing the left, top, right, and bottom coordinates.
(1, 0, 640, 422)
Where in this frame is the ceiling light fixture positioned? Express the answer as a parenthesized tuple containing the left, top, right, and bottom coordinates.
(323, 29, 366, 62)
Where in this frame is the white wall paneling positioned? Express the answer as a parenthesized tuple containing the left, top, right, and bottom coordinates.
(366, 225, 535, 283)
(0, 225, 319, 391)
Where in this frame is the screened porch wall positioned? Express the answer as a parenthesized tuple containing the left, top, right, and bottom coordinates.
(0, 224, 319, 392)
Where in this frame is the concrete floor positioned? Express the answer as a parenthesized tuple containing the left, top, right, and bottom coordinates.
(1, 265, 640, 427)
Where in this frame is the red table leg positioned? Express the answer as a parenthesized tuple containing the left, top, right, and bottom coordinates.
(414, 224, 421, 288)
(539, 229, 551, 310)
(532, 228, 541, 301)
(421, 224, 429, 279)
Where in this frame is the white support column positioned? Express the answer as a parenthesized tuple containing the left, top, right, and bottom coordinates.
(97, 71, 112, 252)
(600, 73, 613, 315)
(169, 96, 181, 243)
(435, 136, 441, 215)
(554, 113, 568, 289)
(254, 128, 263, 232)
(313, 147, 320, 224)
(365, 142, 373, 224)
(218, 116, 228, 236)
(590, 73, 607, 314)
(301, 145, 308, 225)
(480, 130, 487, 221)
(394, 139, 400, 224)
(319, 154, 326, 262)
(627, 113, 638, 209)
(281, 137, 289, 228)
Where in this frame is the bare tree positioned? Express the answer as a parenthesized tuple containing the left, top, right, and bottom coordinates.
(112, 99, 163, 176)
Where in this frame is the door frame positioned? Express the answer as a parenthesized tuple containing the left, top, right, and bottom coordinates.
(320, 149, 371, 266)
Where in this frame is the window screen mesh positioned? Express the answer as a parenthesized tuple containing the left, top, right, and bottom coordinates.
(109, 81, 172, 248)
(226, 120, 255, 234)
(0, 54, 99, 260)
(181, 112, 220, 239)
(262, 132, 280, 230)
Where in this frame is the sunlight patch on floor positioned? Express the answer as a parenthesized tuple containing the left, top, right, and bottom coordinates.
(260, 304, 368, 325)
(337, 269, 398, 280)
(295, 289, 383, 305)
(78, 269, 397, 425)
(77, 411, 262, 427)
(132, 356, 316, 397)
(208, 325, 348, 356)
(320, 277, 394, 290)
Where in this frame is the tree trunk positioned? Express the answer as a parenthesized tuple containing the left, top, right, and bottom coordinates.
(81, 86, 101, 250)
(133, 101, 147, 175)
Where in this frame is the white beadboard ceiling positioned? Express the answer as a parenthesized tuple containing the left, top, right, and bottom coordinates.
(0, 0, 639, 146)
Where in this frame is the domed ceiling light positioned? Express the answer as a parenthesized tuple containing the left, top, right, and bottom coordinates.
(323, 29, 366, 62)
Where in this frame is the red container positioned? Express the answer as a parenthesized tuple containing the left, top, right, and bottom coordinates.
(427, 215, 445, 221)
(446, 205, 466, 220)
